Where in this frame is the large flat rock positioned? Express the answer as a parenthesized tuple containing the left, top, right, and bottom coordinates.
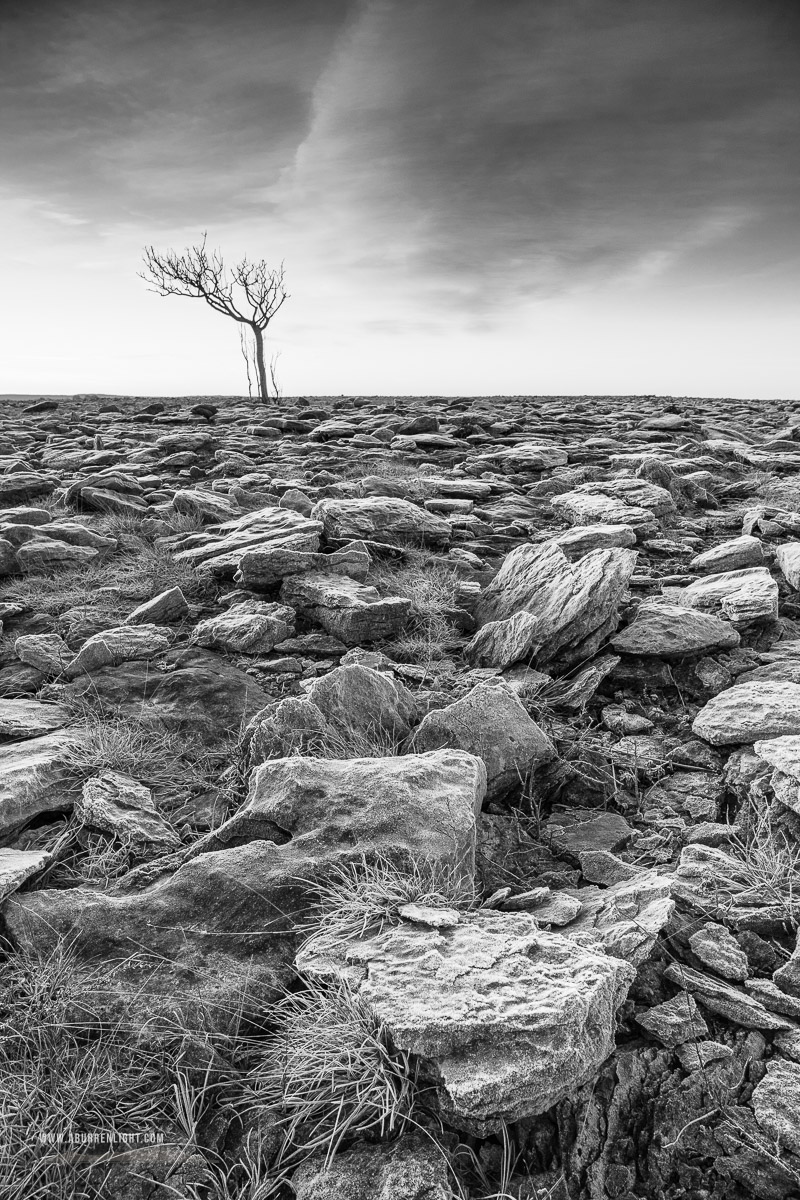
(693, 681, 800, 745)
(4, 750, 485, 1029)
(297, 909, 635, 1134)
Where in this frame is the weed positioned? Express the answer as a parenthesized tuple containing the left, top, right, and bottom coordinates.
(244, 978, 424, 1190)
(372, 552, 462, 668)
(299, 851, 478, 955)
(0, 942, 184, 1198)
(723, 792, 800, 925)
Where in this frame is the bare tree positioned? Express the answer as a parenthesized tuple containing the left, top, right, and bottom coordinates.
(140, 234, 288, 405)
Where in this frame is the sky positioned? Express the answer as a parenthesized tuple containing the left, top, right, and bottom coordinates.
(1, 0, 799, 399)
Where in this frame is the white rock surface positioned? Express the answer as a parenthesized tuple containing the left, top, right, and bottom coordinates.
(298, 909, 635, 1133)
(693, 681, 800, 745)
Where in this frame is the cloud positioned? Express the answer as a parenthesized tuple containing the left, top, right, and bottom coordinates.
(0, 0, 356, 227)
(272, 0, 800, 313)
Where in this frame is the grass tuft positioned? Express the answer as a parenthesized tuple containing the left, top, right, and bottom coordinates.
(299, 851, 478, 956)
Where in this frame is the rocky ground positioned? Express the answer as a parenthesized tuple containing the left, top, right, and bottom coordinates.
(3, 391, 800, 1198)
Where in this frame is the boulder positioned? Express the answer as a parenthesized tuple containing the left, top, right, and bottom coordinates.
(291, 1136, 452, 1200)
(311, 497, 451, 547)
(297, 909, 635, 1134)
(407, 683, 555, 801)
(76, 771, 180, 849)
(0, 731, 84, 840)
(63, 624, 172, 680)
(670, 567, 779, 626)
(236, 541, 370, 589)
(3, 750, 486, 1029)
(693, 682, 800, 745)
(0, 848, 53, 902)
(611, 602, 740, 658)
(191, 600, 295, 654)
(690, 535, 764, 574)
(16, 539, 101, 572)
(752, 1060, 800, 1157)
(776, 542, 800, 590)
(0, 698, 67, 740)
(124, 587, 190, 626)
(171, 506, 322, 578)
(61, 648, 270, 741)
(281, 572, 411, 644)
(307, 664, 417, 740)
(469, 542, 637, 672)
(635, 993, 709, 1047)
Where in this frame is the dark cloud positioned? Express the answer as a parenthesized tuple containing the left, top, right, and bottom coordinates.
(0, 0, 356, 224)
(282, 0, 800, 308)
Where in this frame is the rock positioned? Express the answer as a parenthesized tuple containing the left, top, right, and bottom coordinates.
(79, 486, 148, 516)
(246, 697, 331, 764)
(671, 567, 779, 626)
(475, 441, 569, 471)
(601, 705, 654, 735)
(14, 632, 71, 676)
(4, 748, 485, 1030)
(0, 472, 56, 504)
(307, 663, 417, 740)
(63, 624, 172, 679)
(693, 682, 800, 745)
(554, 524, 638, 558)
(236, 541, 370, 589)
(191, 600, 295, 654)
(407, 683, 555, 801)
(546, 807, 633, 858)
(61, 648, 270, 741)
(16, 539, 102, 572)
(674, 1040, 733, 1070)
(0, 847, 53, 901)
(776, 542, 800, 590)
(0, 698, 67, 740)
(611, 602, 740, 658)
(690, 535, 765, 574)
(312, 497, 451, 547)
(0, 731, 83, 839)
(744, 979, 800, 1019)
(173, 487, 243, 523)
(563, 871, 674, 966)
(635, 992, 709, 1047)
(291, 1136, 452, 1200)
(551, 491, 660, 536)
(773, 929, 800, 998)
(663, 962, 795, 1030)
(297, 909, 635, 1134)
(281, 572, 411, 644)
(469, 542, 637, 671)
(688, 922, 750, 981)
(76, 771, 180, 848)
(124, 586, 190, 625)
(752, 1060, 800, 1156)
(194, 749, 484, 871)
(579, 850, 642, 885)
(171, 505, 322, 578)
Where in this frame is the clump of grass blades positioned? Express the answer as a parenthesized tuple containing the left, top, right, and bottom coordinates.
(0, 943, 184, 1199)
(723, 794, 800, 925)
(303, 719, 404, 760)
(300, 852, 477, 955)
(0, 542, 208, 614)
(244, 979, 424, 1191)
(372, 553, 462, 666)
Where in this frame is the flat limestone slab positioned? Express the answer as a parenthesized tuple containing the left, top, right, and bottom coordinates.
(298, 910, 634, 1134)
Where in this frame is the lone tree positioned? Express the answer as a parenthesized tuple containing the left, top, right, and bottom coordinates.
(140, 234, 288, 404)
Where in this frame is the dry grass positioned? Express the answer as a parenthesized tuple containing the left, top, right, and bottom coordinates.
(722, 793, 800, 925)
(242, 978, 424, 1192)
(299, 852, 478, 956)
(0, 942, 187, 1199)
(0, 540, 209, 616)
(371, 552, 462, 666)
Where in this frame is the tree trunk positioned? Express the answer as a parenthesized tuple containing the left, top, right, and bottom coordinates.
(252, 324, 269, 405)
